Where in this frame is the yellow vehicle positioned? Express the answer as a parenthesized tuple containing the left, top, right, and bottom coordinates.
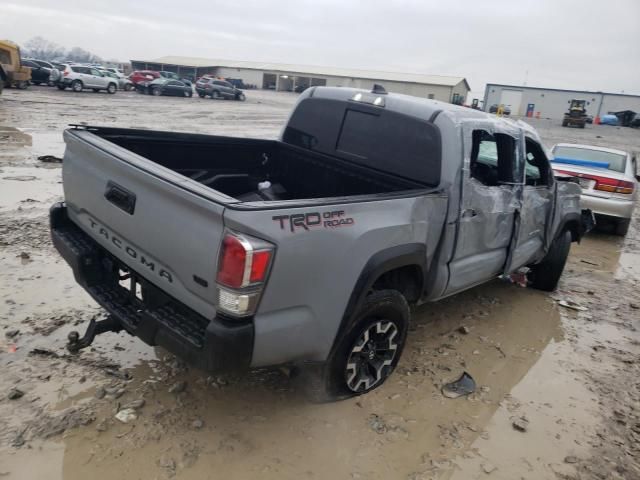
(0, 40, 31, 94)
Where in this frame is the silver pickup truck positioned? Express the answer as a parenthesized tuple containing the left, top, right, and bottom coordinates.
(50, 86, 591, 400)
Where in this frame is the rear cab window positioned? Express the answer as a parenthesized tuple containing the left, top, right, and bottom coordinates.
(283, 98, 442, 186)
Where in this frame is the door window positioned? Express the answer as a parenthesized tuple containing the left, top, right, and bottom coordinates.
(470, 130, 516, 186)
(524, 138, 551, 186)
(90, 69, 102, 76)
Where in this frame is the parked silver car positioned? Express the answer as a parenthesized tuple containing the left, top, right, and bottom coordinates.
(55, 65, 118, 94)
(551, 143, 638, 235)
(102, 70, 134, 91)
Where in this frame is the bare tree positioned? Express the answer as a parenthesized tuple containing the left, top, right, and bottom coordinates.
(23, 36, 65, 60)
(67, 47, 102, 64)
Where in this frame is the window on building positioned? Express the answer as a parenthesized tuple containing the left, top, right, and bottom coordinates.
(427, 94, 435, 100)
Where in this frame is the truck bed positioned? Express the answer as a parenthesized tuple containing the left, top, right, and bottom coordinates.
(89, 127, 425, 204)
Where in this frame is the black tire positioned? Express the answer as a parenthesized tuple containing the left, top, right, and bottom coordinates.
(528, 230, 572, 292)
(562, 120, 568, 127)
(184, 90, 192, 97)
(16, 81, 28, 90)
(124, 83, 133, 91)
(107, 83, 116, 94)
(198, 93, 205, 98)
(152, 87, 162, 96)
(71, 80, 83, 92)
(57, 85, 66, 90)
(615, 219, 630, 236)
(299, 289, 409, 402)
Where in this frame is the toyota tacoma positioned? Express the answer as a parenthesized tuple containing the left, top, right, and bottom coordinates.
(50, 85, 591, 400)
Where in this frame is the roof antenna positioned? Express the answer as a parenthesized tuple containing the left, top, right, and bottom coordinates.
(372, 84, 387, 95)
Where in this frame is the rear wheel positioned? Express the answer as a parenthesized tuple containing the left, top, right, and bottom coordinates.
(615, 218, 630, 236)
(528, 230, 572, 291)
(299, 289, 409, 402)
(71, 80, 83, 92)
(16, 81, 28, 90)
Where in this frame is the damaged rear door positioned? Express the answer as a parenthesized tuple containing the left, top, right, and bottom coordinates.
(445, 123, 519, 294)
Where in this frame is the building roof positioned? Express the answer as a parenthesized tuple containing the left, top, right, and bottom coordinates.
(486, 83, 640, 99)
(131, 56, 469, 90)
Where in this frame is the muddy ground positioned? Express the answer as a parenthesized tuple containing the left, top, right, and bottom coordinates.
(0, 86, 639, 480)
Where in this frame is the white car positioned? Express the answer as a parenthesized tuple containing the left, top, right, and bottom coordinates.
(56, 65, 118, 94)
(551, 143, 638, 235)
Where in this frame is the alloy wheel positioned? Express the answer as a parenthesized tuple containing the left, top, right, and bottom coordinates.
(345, 320, 399, 393)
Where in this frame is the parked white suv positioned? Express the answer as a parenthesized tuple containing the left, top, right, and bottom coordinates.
(56, 65, 118, 94)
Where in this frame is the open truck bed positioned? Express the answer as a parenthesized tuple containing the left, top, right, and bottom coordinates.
(79, 126, 426, 207)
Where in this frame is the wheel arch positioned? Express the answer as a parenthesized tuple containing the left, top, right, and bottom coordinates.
(329, 244, 426, 355)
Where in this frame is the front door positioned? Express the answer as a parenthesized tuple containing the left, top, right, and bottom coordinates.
(504, 136, 555, 271)
(445, 126, 519, 294)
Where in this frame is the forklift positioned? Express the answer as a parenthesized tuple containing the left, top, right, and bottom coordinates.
(562, 99, 588, 128)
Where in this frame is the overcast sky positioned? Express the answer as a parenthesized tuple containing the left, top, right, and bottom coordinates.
(2, 0, 639, 98)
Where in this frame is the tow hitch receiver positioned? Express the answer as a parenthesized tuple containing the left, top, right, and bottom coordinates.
(67, 316, 123, 353)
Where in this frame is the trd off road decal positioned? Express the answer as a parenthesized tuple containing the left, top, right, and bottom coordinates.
(273, 210, 355, 232)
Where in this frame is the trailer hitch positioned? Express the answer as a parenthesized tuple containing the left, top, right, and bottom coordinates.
(67, 316, 123, 353)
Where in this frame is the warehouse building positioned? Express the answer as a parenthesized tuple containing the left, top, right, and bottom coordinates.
(484, 83, 640, 119)
(130, 56, 470, 103)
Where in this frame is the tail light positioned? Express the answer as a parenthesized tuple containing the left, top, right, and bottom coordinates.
(554, 169, 634, 194)
(216, 231, 274, 317)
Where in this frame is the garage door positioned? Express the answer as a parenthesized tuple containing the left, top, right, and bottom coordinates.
(500, 89, 523, 116)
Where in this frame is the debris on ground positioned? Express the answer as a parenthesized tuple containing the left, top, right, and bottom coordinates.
(94, 387, 106, 399)
(7, 388, 24, 400)
(481, 462, 497, 474)
(37, 155, 63, 163)
(121, 399, 145, 410)
(564, 455, 579, 464)
(511, 416, 529, 432)
(115, 408, 138, 424)
(442, 372, 476, 399)
(192, 419, 204, 429)
(557, 299, 588, 312)
(168, 381, 187, 394)
(368, 414, 388, 434)
(457, 325, 470, 335)
(4, 329, 20, 338)
(28, 348, 60, 358)
(2, 176, 36, 181)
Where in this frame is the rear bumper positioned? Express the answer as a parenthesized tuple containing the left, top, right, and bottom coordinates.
(50, 202, 253, 372)
(580, 193, 635, 220)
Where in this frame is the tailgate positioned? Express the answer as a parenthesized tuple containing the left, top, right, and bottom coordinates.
(62, 128, 229, 319)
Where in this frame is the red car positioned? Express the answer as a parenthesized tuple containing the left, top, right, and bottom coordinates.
(129, 70, 160, 84)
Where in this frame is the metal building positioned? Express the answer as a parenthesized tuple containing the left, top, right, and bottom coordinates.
(484, 83, 640, 119)
(130, 56, 470, 103)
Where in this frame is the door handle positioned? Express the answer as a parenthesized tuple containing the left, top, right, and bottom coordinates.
(462, 208, 477, 218)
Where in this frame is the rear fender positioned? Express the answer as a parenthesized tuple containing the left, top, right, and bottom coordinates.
(329, 244, 426, 354)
